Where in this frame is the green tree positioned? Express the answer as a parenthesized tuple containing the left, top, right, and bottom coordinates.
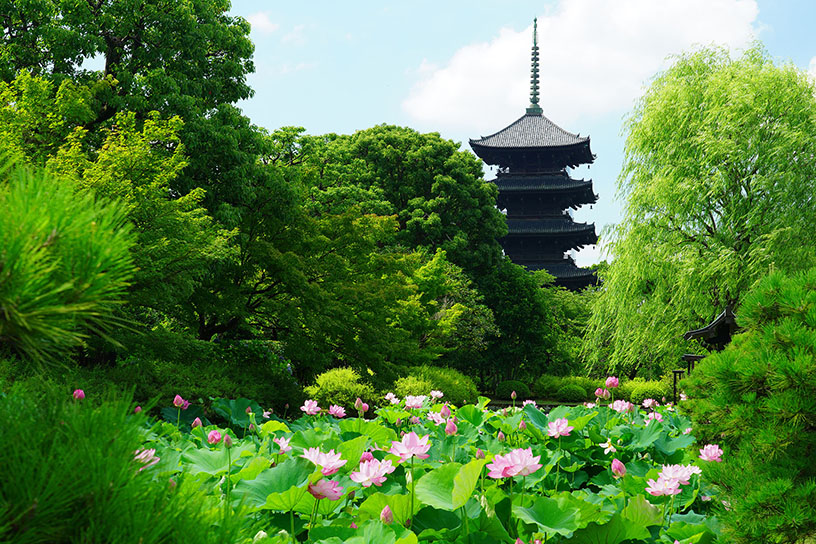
(684, 269, 816, 543)
(0, 155, 135, 363)
(583, 46, 816, 378)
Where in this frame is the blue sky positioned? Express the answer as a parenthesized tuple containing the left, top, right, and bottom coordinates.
(228, 0, 816, 266)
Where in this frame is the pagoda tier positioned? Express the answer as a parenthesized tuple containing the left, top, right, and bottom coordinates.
(469, 18, 599, 291)
(495, 171, 597, 213)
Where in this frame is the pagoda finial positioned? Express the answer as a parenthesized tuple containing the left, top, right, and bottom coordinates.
(526, 17, 543, 115)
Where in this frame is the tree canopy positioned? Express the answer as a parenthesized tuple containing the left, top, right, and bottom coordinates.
(583, 46, 816, 378)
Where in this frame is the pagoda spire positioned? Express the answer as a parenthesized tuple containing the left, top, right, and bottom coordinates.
(526, 18, 543, 115)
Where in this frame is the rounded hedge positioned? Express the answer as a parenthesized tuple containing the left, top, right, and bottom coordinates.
(629, 382, 671, 406)
(304, 367, 376, 411)
(401, 366, 479, 405)
(393, 375, 435, 400)
(496, 380, 530, 400)
(533, 374, 565, 399)
(555, 383, 587, 403)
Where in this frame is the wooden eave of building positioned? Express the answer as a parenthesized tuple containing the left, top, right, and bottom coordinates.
(683, 306, 738, 351)
(505, 218, 597, 238)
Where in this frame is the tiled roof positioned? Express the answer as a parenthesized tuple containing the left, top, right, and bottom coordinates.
(493, 174, 594, 192)
(470, 113, 588, 149)
(506, 218, 596, 235)
(524, 261, 596, 279)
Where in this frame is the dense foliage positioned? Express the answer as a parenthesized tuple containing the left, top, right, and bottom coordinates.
(584, 46, 816, 378)
(685, 268, 816, 543)
(0, 155, 135, 363)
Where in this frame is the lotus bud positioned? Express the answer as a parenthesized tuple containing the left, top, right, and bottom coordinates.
(354, 397, 364, 410)
(134, 406, 142, 413)
(440, 404, 451, 418)
(246, 406, 253, 414)
(605, 376, 619, 389)
(445, 418, 457, 436)
(73, 389, 85, 400)
(223, 434, 233, 448)
(191, 417, 202, 428)
(519, 420, 527, 431)
(361, 451, 374, 462)
(380, 505, 393, 524)
(611, 458, 626, 478)
(475, 448, 485, 459)
(498, 431, 506, 442)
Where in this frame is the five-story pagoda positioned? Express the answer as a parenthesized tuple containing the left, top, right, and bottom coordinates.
(470, 19, 598, 290)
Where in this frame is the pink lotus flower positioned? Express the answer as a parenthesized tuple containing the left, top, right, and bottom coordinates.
(301, 447, 348, 476)
(584, 402, 597, 408)
(445, 418, 458, 435)
(680, 393, 688, 401)
(487, 447, 542, 478)
(699, 444, 723, 462)
(605, 376, 619, 388)
(191, 417, 202, 428)
(404, 395, 427, 409)
(73, 389, 85, 400)
(611, 458, 626, 478)
(440, 404, 451, 418)
(350, 458, 396, 487)
(389, 432, 431, 462)
(380, 505, 394, 524)
(642, 398, 659, 409)
(548, 418, 573, 438)
(522, 399, 537, 408)
(134, 448, 160, 471)
(659, 464, 702, 485)
(207, 430, 222, 444)
(360, 451, 374, 463)
(308, 479, 344, 500)
(385, 392, 400, 404)
(263, 409, 273, 419)
(173, 394, 185, 408)
(601, 439, 616, 454)
(409, 416, 420, 425)
(683, 427, 693, 435)
(430, 390, 444, 400)
(646, 476, 681, 496)
(300, 399, 320, 415)
(645, 411, 663, 424)
(182, 400, 190, 410)
(427, 411, 445, 425)
(329, 404, 346, 418)
(273, 436, 292, 454)
(595, 387, 610, 399)
(611, 400, 635, 413)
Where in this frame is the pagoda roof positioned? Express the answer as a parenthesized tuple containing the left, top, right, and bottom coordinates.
(525, 261, 597, 279)
(506, 218, 596, 236)
(493, 173, 595, 192)
(471, 112, 589, 149)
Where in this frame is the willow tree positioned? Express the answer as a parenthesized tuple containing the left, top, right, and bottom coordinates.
(583, 46, 816, 378)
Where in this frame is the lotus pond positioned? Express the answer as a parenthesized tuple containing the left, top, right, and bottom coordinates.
(136, 393, 722, 544)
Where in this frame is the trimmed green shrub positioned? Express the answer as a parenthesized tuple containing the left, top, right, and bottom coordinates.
(555, 383, 587, 403)
(686, 269, 816, 543)
(0, 380, 252, 543)
(629, 381, 671, 405)
(569, 376, 604, 397)
(403, 366, 479, 405)
(496, 380, 530, 400)
(304, 367, 376, 411)
(393, 375, 435, 400)
(616, 378, 645, 402)
(534, 374, 565, 399)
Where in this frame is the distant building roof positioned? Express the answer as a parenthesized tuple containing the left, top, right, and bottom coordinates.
(506, 218, 596, 236)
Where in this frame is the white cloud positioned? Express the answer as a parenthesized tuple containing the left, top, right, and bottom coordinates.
(246, 12, 280, 35)
(403, 0, 759, 134)
(282, 24, 307, 46)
